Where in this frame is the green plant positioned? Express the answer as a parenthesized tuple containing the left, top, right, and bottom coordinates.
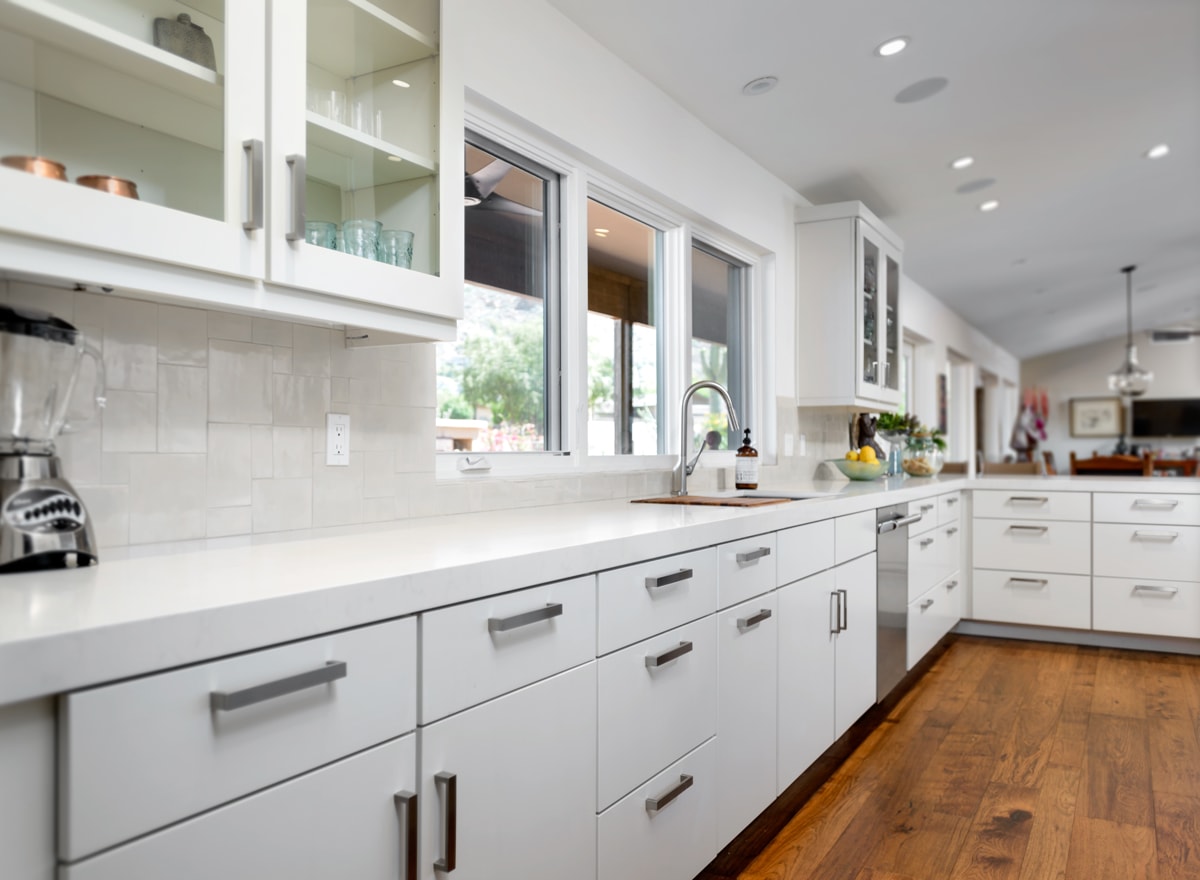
(876, 412, 919, 433)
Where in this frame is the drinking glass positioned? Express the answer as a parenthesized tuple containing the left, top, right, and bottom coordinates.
(379, 229, 414, 268)
(304, 221, 337, 249)
(342, 219, 382, 260)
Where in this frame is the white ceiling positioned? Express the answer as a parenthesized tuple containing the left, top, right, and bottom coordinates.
(544, 0, 1200, 360)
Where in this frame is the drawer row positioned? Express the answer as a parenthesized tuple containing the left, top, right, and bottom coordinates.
(975, 489, 1200, 526)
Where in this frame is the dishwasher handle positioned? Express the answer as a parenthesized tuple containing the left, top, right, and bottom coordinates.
(878, 512, 923, 535)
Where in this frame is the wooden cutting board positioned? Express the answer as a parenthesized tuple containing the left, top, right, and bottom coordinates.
(631, 495, 792, 507)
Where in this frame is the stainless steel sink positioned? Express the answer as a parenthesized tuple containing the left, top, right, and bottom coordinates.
(632, 491, 826, 507)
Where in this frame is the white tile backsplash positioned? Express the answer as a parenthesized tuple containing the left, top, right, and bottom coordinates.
(272, 427, 312, 479)
(129, 453, 206, 543)
(272, 374, 329, 427)
(252, 477, 313, 532)
(208, 339, 273, 424)
(207, 423, 253, 507)
(157, 305, 207, 366)
(157, 365, 207, 453)
(102, 390, 157, 452)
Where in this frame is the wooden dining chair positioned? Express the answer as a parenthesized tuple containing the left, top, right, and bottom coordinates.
(941, 461, 968, 475)
(981, 460, 1043, 475)
(1068, 452, 1153, 476)
(1042, 450, 1057, 475)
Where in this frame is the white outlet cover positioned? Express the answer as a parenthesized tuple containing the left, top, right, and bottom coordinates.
(326, 413, 350, 466)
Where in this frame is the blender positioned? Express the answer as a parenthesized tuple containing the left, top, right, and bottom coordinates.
(0, 305, 105, 571)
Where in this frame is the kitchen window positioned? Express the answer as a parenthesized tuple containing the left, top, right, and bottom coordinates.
(690, 243, 747, 450)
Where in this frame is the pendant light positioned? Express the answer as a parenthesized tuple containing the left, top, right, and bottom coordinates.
(1107, 265, 1153, 397)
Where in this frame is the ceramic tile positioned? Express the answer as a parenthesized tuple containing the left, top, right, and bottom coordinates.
(331, 341, 381, 381)
(56, 422, 101, 486)
(393, 410, 436, 473)
(252, 478, 313, 532)
(362, 495, 397, 523)
(128, 454, 206, 544)
(101, 390, 157, 453)
(312, 454, 364, 527)
(157, 365, 207, 453)
(251, 425, 273, 478)
(207, 423, 252, 507)
(157, 305, 208, 366)
(207, 312, 252, 342)
(102, 297, 158, 392)
(363, 451, 395, 498)
(207, 507, 252, 539)
(272, 346, 293, 374)
(8, 281, 74, 319)
(331, 377, 350, 403)
(252, 317, 293, 348)
(74, 291, 106, 326)
(348, 377, 383, 404)
(380, 345, 436, 407)
(273, 375, 330, 427)
(344, 403, 403, 452)
(100, 453, 130, 486)
(273, 427, 312, 479)
(78, 485, 129, 549)
(292, 325, 331, 377)
(208, 339, 273, 424)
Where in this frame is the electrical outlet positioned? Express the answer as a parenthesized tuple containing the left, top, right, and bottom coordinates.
(326, 413, 350, 466)
(783, 433, 795, 457)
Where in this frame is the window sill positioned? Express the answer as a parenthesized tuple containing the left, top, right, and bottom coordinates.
(435, 451, 691, 481)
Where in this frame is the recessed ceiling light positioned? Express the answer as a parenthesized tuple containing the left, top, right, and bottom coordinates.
(1146, 143, 1170, 159)
(950, 156, 974, 170)
(742, 76, 779, 96)
(979, 200, 999, 212)
(593, 228, 609, 237)
(391, 79, 411, 88)
(387, 155, 404, 163)
(875, 37, 909, 57)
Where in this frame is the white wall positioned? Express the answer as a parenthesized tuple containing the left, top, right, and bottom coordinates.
(1022, 331, 1200, 463)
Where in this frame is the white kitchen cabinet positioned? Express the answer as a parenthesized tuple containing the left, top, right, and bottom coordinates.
(1093, 492, 1200, 526)
(1093, 577, 1200, 639)
(715, 592, 778, 846)
(972, 569, 1092, 629)
(907, 574, 962, 670)
(794, 201, 903, 409)
(62, 736, 418, 880)
(418, 663, 597, 880)
(1093, 522, 1200, 583)
(972, 518, 1090, 576)
(716, 533, 776, 609)
(0, 699, 54, 880)
(0, 0, 462, 340)
(833, 553, 877, 734)
(597, 547, 718, 655)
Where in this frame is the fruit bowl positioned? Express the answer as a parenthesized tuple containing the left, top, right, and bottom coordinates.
(828, 458, 887, 481)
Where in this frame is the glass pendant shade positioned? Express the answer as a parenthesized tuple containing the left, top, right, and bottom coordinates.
(1107, 265, 1153, 398)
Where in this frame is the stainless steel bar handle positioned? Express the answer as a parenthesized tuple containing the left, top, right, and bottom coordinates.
(737, 609, 773, 631)
(646, 640, 694, 668)
(946, 527, 959, 536)
(487, 602, 563, 633)
(210, 660, 346, 712)
(1133, 499, 1180, 509)
(285, 153, 306, 242)
(920, 503, 935, 513)
(946, 579, 959, 590)
(878, 512, 923, 534)
(394, 791, 418, 880)
(242, 138, 264, 231)
(646, 568, 693, 590)
(736, 547, 772, 564)
(837, 588, 848, 631)
(434, 772, 456, 872)
(645, 774, 693, 813)
(920, 598, 934, 611)
(946, 497, 959, 505)
(1007, 577, 1049, 587)
(1133, 584, 1180, 595)
(919, 537, 935, 548)
(1008, 525, 1049, 533)
(1008, 496, 1049, 504)
(1133, 530, 1179, 541)
(829, 592, 840, 634)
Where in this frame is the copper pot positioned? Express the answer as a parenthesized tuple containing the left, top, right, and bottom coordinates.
(76, 175, 139, 199)
(1, 155, 68, 181)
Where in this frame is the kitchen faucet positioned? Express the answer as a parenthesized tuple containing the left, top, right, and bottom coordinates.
(675, 380, 741, 496)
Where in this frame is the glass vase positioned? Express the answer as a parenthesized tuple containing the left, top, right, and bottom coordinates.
(902, 434, 945, 477)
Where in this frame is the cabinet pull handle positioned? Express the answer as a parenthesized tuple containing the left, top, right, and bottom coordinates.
(837, 588, 848, 631)
(920, 503, 935, 512)
(645, 774, 693, 813)
(210, 660, 346, 712)
(1132, 530, 1179, 541)
(645, 640, 693, 668)
(1008, 525, 1049, 534)
(946, 579, 959, 590)
(285, 153, 307, 241)
(394, 791, 418, 880)
(1133, 584, 1179, 596)
(829, 592, 840, 634)
(1133, 499, 1179, 509)
(242, 138, 264, 231)
(736, 546, 772, 564)
(434, 772, 456, 872)
(878, 512, 923, 534)
(920, 537, 935, 548)
(946, 497, 959, 505)
(1007, 577, 1049, 587)
(737, 608, 773, 630)
(1008, 496, 1049, 504)
(920, 598, 935, 611)
(487, 602, 563, 633)
(946, 527, 959, 536)
(645, 568, 693, 590)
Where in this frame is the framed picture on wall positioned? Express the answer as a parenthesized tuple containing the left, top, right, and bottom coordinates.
(1069, 397, 1123, 437)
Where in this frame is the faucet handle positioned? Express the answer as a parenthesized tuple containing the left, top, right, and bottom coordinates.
(685, 443, 706, 476)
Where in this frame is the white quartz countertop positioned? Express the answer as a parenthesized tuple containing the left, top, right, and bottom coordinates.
(2, 473, 1196, 705)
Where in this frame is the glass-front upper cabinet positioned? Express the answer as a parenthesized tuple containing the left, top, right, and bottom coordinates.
(268, 0, 462, 335)
(0, 0, 266, 278)
(855, 218, 902, 407)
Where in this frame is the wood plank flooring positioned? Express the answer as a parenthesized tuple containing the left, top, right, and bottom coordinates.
(737, 636, 1200, 880)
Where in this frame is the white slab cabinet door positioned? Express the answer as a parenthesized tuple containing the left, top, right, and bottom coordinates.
(834, 552, 877, 737)
(418, 663, 598, 880)
(777, 567, 836, 791)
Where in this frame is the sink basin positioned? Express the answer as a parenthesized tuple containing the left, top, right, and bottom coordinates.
(632, 491, 824, 507)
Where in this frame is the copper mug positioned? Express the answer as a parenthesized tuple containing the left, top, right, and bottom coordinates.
(76, 175, 139, 199)
(1, 155, 68, 181)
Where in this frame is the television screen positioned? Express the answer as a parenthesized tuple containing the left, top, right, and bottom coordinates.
(1131, 398, 1200, 437)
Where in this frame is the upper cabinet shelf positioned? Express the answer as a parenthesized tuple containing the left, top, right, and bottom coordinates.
(306, 112, 436, 187)
(307, 0, 435, 79)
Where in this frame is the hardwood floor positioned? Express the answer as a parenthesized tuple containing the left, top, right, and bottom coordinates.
(738, 636, 1200, 880)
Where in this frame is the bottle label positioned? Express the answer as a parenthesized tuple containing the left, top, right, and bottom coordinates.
(735, 456, 759, 488)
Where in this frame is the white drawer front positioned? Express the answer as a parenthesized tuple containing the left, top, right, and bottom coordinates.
(938, 492, 962, 525)
(1093, 523, 1200, 583)
(598, 738, 718, 880)
(1093, 492, 1200, 527)
(777, 518, 835, 585)
(598, 548, 718, 655)
(906, 498, 939, 536)
(62, 736, 416, 880)
(421, 575, 596, 723)
(973, 519, 1090, 575)
(907, 523, 961, 602)
(60, 617, 416, 861)
(1093, 577, 1200, 639)
(971, 569, 1091, 629)
(717, 533, 777, 608)
(835, 510, 877, 564)
(973, 489, 1090, 521)
(597, 616, 717, 811)
(907, 576, 958, 670)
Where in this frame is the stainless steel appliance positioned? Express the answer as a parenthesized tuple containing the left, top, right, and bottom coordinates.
(876, 504, 925, 700)
(0, 305, 105, 572)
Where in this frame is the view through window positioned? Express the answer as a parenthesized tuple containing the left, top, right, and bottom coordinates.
(689, 244, 746, 451)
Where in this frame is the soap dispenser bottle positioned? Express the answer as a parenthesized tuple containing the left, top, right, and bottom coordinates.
(735, 428, 759, 490)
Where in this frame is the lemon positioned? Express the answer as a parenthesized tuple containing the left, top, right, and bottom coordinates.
(858, 446, 877, 463)
(845, 450, 860, 461)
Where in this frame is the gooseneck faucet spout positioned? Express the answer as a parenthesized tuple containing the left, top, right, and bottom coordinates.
(676, 380, 741, 496)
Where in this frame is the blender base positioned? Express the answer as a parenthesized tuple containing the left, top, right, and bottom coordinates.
(0, 455, 98, 573)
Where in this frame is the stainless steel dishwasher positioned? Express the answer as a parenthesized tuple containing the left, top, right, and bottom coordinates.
(876, 504, 925, 701)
